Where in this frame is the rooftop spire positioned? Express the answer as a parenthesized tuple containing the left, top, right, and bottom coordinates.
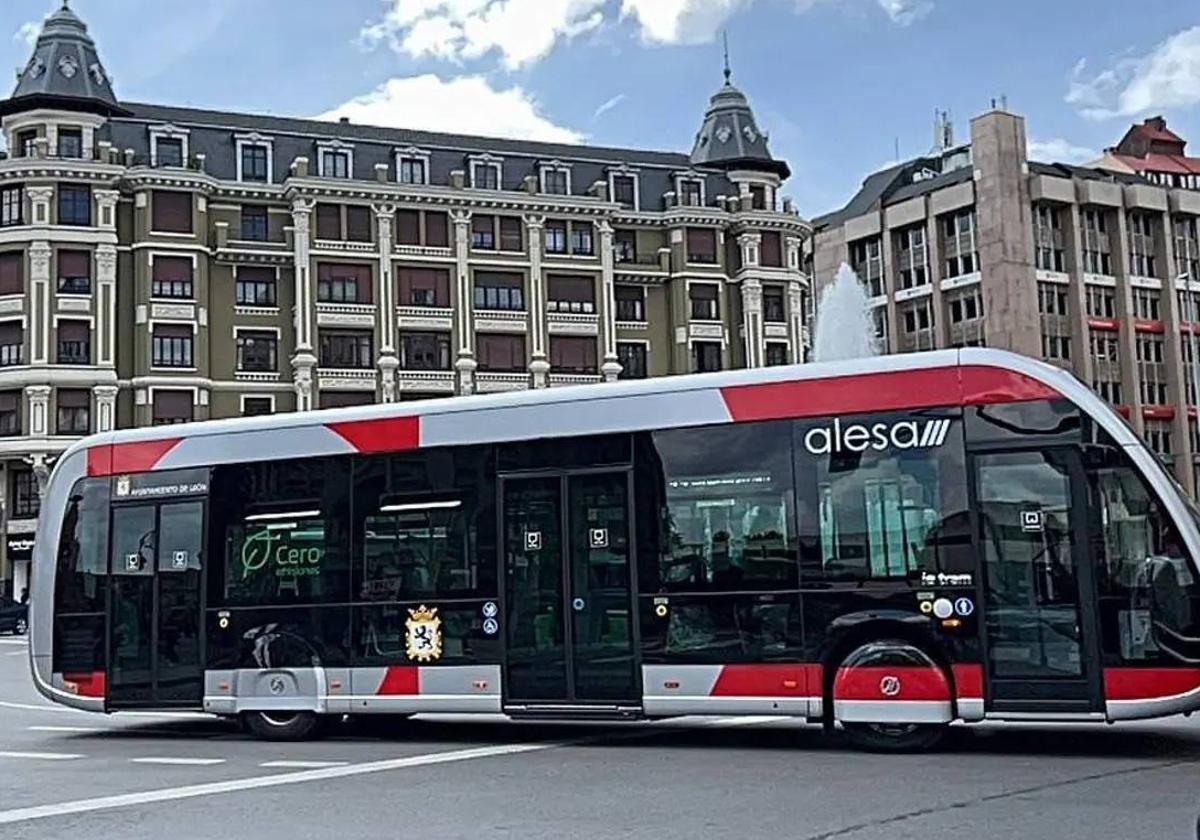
(722, 31, 731, 84)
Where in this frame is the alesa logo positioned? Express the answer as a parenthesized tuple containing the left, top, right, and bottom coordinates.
(803, 417, 953, 455)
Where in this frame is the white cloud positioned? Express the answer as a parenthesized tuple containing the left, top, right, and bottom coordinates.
(875, 0, 932, 26)
(14, 21, 39, 49)
(360, 0, 930, 67)
(592, 92, 626, 120)
(360, 0, 607, 70)
(1067, 26, 1200, 120)
(1027, 137, 1099, 165)
(316, 74, 585, 144)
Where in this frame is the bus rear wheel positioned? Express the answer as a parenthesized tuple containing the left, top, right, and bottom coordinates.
(242, 710, 324, 741)
(842, 721, 946, 752)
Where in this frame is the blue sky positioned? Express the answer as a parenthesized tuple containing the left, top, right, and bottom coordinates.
(3, 1, 1199, 217)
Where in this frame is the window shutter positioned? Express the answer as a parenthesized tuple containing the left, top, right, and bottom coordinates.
(315, 204, 341, 240)
(153, 191, 192, 233)
(58, 320, 89, 343)
(0, 253, 23, 295)
(58, 250, 90, 279)
(57, 388, 89, 408)
(547, 274, 594, 303)
(760, 232, 782, 267)
(425, 212, 449, 247)
(396, 210, 421, 245)
(153, 256, 193, 283)
(153, 389, 193, 420)
(346, 206, 372, 242)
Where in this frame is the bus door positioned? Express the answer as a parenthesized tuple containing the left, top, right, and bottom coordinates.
(500, 469, 640, 709)
(108, 498, 206, 708)
(971, 447, 1104, 714)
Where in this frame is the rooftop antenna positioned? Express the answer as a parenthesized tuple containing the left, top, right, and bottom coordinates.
(722, 31, 731, 84)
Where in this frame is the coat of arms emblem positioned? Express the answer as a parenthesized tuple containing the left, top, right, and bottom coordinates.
(405, 605, 442, 662)
(115, 475, 131, 497)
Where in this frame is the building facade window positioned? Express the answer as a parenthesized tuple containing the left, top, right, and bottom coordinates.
(765, 342, 789, 366)
(689, 283, 720, 321)
(236, 267, 276, 306)
(0, 322, 22, 366)
(611, 174, 637, 209)
(152, 390, 193, 425)
(474, 271, 524, 311)
(549, 336, 597, 374)
(154, 136, 184, 168)
(547, 274, 595, 314)
(1136, 334, 1168, 404)
(1086, 285, 1116, 318)
(400, 332, 451, 370)
(10, 469, 38, 517)
(471, 214, 496, 250)
(1037, 282, 1069, 316)
(0, 253, 20, 296)
(948, 286, 983, 323)
(545, 220, 567, 254)
(686, 228, 718, 264)
(570, 223, 594, 256)
(1033, 204, 1066, 272)
(152, 324, 194, 368)
(0, 391, 18, 436)
(895, 225, 928, 289)
(319, 330, 373, 369)
(763, 285, 786, 322)
(16, 130, 35, 158)
(345, 206, 372, 243)
(398, 156, 427, 185)
(1132, 288, 1161, 321)
(849, 236, 884, 297)
(56, 388, 90, 435)
(0, 186, 23, 227)
(152, 190, 192, 233)
(477, 333, 525, 372)
(615, 285, 645, 322)
(240, 205, 268, 241)
(240, 143, 270, 183)
(941, 209, 978, 278)
(236, 330, 278, 372)
(151, 256, 194, 299)
(617, 342, 647, 379)
(1128, 212, 1158, 278)
(58, 185, 91, 226)
(692, 340, 722, 372)
(1173, 216, 1200, 282)
(398, 268, 450, 308)
(1041, 334, 1071, 361)
(471, 161, 501, 190)
(541, 167, 569, 195)
(56, 319, 90, 364)
(317, 263, 372, 304)
(760, 231, 783, 268)
(320, 148, 352, 179)
(242, 397, 273, 417)
(678, 178, 703, 207)
(614, 229, 637, 263)
(57, 250, 91, 294)
(1082, 209, 1113, 275)
(57, 128, 83, 159)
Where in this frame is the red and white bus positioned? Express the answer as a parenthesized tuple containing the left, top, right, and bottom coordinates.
(29, 349, 1200, 748)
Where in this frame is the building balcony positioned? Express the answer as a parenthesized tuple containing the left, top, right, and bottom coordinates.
(397, 369, 456, 393)
(547, 312, 599, 336)
(312, 239, 378, 255)
(316, 302, 376, 327)
(549, 372, 602, 387)
(397, 306, 453, 331)
(316, 367, 377, 391)
(394, 243, 453, 260)
(474, 309, 528, 333)
(476, 371, 530, 393)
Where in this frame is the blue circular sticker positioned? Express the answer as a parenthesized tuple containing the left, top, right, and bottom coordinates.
(482, 617, 499, 635)
(482, 601, 498, 618)
(954, 597, 974, 617)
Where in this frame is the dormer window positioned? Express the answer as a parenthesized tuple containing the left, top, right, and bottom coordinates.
(540, 164, 571, 196)
(678, 177, 704, 207)
(470, 157, 502, 190)
(319, 145, 353, 179)
(58, 128, 83, 159)
(155, 138, 184, 168)
(236, 134, 273, 183)
(610, 172, 639, 210)
(396, 147, 430, 185)
(16, 130, 36, 159)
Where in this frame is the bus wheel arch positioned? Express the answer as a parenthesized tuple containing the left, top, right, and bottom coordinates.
(822, 622, 954, 752)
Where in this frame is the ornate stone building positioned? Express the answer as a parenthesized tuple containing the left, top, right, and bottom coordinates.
(0, 4, 811, 596)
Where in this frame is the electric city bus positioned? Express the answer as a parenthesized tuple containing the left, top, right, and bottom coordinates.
(29, 348, 1200, 749)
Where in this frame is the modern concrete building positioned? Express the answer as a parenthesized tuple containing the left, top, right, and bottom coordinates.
(0, 5, 811, 597)
(813, 107, 1200, 495)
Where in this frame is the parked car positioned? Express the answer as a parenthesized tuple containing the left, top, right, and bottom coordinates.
(0, 598, 27, 635)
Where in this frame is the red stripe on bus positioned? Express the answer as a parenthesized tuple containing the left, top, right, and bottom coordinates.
(376, 666, 420, 695)
(951, 663, 983, 699)
(326, 416, 420, 454)
(64, 671, 106, 698)
(833, 666, 951, 702)
(719, 365, 1059, 423)
(1103, 667, 1200, 701)
(87, 438, 183, 477)
(710, 663, 820, 696)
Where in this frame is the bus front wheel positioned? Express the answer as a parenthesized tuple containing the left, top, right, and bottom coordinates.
(242, 710, 324, 741)
(842, 721, 946, 752)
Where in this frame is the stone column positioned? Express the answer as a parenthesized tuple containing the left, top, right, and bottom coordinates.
(525, 215, 549, 388)
(95, 245, 117, 367)
(290, 199, 316, 411)
(25, 386, 50, 437)
(788, 279, 805, 363)
(26, 187, 52, 226)
(598, 220, 621, 381)
(93, 385, 118, 433)
(28, 243, 51, 364)
(375, 204, 398, 402)
(741, 277, 764, 368)
(25, 453, 51, 497)
(94, 189, 120, 232)
(452, 210, 477, 395)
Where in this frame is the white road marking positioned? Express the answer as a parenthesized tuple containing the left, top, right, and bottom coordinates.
(130, 757, 226, 766)
(27, 725, 103, 733)
(0, 740, 562, 826)
(4, 650, 26, 656)
(0, 639, 27, 646)
(0, 750, 84, 761)
(259, 760, 349, 769)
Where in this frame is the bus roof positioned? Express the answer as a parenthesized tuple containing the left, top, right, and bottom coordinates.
(71, 348, 1124, 479)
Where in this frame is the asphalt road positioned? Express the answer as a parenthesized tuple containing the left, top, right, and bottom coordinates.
(1, 636, 1199, 840)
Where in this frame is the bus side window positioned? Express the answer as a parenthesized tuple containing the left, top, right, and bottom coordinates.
(1087, 446, 1200, 662)
(794, 410, 971, 585)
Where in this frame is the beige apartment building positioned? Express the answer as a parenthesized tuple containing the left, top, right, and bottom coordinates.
(813, 108, 1200, 496)
(0, 6, 811, 596)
